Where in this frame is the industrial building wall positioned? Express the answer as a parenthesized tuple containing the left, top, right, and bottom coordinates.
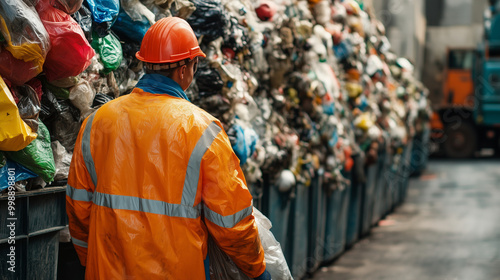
(422, 0, 487, 108)
(367, 0, 427, 80)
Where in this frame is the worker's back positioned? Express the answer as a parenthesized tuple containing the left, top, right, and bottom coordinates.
(88, 89, 214, 278)
(67, 16, 267, 280)
(67, 86, 263, 279)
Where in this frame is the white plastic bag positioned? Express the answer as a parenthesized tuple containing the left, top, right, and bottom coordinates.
(208, 207, 292, 280)
(254, 208, 293, 280)
(69, 79, 96, 119)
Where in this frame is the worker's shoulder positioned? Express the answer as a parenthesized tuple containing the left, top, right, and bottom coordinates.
(170, 98, 220, 124)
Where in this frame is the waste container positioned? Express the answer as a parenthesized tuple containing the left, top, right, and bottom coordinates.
(382, 150, 395, 217)
(307, 170, 327, 273)
(359, 163, 378, 237)
(399, 139, 414, 204)
(250, 182, 265, 212)
(411, 126, 430, 177)
(371, 147, 387, 226)
(345, 154, 363, 248)
(0, 186, 66, 280)
(289, 182, 309, 280)
(261, 174, 293, 264)
(323, 170, 351, 263)
(389, 150, 402, 212)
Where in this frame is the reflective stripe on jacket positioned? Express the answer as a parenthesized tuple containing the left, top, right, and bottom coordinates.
(66, 81, 266, 279)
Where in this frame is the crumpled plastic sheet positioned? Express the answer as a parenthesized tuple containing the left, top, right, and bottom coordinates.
(187, 0, 228, 44)
(71, 5, 93, 43)
(69, 79, 96, 119)
(54, 0, 84, 14)
(121, 0, 155, 25)
(15, 84, 41, 133)
(195, 64, 224, 97)
(92, 93, 114, 108)
(51, 140, 72, 181)
(111, 8, 151, 43)
(39, 92, 81, 152)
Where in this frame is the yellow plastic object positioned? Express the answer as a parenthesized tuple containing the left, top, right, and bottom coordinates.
(346, 82, 363, 98)
(0, 16, 45, 77)
(354, 113, 374, 131)
(0, 75, 37, 151)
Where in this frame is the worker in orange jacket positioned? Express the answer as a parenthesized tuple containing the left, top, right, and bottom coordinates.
(66, 17, 270, 280)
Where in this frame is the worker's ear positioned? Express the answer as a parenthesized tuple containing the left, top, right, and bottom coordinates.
(178, 65, 187, 80)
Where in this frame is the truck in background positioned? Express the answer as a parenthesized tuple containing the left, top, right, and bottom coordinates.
(431, 1, 500, 158)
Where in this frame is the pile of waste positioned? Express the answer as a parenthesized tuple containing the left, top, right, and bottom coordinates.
(0, 0, 430, 203)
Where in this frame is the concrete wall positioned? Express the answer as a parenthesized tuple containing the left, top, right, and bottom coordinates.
(422, 0, 488, 108)
(422, 25, 484, 107)
(367, 0, 427, 80)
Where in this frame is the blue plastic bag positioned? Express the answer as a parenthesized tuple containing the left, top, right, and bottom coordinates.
(333, 41, 351, 61)
(111, 9, 150, 43)
(229, 123, 258, 166)
(85, 0, 119, 24)
(0, 159, 38, 191)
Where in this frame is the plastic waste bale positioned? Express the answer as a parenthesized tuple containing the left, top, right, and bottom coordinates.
(4, 122, 56, 182)
(208, 207, 292, 280)
(0, 75, 38, 151)
(0, 0, 51, 85)
(36, 0, 95, 81)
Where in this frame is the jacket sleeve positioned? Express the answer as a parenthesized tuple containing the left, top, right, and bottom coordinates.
(66, 117, 95, 266)
(201, 126, 266, 278)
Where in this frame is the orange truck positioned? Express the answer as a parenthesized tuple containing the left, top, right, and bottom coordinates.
(432, 46, 500, 158)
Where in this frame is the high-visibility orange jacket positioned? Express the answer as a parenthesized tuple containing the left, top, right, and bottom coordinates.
(66, 74, 266, 279)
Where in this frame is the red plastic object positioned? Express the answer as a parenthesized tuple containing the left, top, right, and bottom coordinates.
(26, 78, 43, 101)
(36, 0, 95, 81)
(136, 17, 206, 64)
(0, 50, 40, 86)
(255, 1, 277, 22)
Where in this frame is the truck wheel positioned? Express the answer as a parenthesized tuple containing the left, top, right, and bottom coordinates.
(443, 122, 477, 158)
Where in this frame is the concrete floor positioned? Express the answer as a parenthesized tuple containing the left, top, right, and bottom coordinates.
(311, 159, 500, 280)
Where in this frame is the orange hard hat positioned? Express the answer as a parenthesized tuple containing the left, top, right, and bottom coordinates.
(136, 17, 206, 64)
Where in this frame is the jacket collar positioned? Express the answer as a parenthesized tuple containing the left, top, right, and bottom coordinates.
(135, 74, 190, 101)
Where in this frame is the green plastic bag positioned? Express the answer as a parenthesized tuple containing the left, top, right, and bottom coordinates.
(5, 122, 56, 182)
(91, 31, 123, 74)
